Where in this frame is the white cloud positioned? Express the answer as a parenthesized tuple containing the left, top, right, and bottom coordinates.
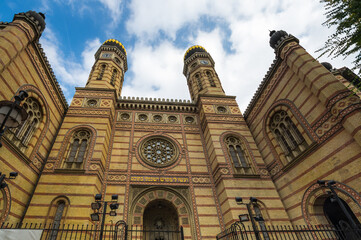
(122, 41, 190, 100)
(124, 0, 357, 111)
(99, 0, 123, 24)
(39, 27, 101, 101)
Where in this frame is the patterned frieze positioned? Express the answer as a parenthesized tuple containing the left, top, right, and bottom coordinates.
(130, 175, 189, 184)
(67, 108, 110, 116)
(134, 124, 182, 132)
(203, 115, 244, 123)
(74, 89, 115, 98)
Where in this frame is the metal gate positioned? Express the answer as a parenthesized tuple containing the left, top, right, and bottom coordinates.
(115, 221, 184, 240)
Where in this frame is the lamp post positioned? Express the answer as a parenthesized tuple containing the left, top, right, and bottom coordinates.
(90, 194, 119, 240)
(235, 197, 261, 240)
(317, 180, 358, 229)
(0, 90, 28, 147)
(0, 171, 18, 189)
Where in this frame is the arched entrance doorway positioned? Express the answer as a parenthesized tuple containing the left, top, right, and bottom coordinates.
(129, 187, 196, 239)
(323, 196, 360, 228)
(143, 199, 179, 240)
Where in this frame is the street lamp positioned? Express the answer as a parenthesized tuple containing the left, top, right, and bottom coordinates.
(0, 90, 29, 147)
(317, 180, 358, 228)
(235, 197, 261, 240)
(0, 171, 18, 189)
(90, 194, 119, 240)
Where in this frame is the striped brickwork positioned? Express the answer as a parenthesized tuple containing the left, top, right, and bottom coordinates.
(197, 95, 290, 231)
(244, 38, 361, 225)
(0, 17, 67, 223)
(23, 88, 116, 225)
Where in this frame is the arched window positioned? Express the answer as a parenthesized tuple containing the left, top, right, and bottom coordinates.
(64, 130, 91, 169)
(253, 204, 270, 240)
(206, 71, 216, 87)
(97, 64, 106, 80)
(270, 110, 307, 161)
(195, 73, 203, 91)
(110, 69, 117, 86)
(14, 97, 42, 145)
(225, 136, 253, 174)
(49, 201, 65, 240)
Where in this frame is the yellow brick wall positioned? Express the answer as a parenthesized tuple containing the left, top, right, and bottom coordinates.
(0, 20, 66, 223)
(245, 38, 361, 225)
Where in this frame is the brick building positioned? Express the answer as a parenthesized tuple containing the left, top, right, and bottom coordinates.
(0, 11, 360, 239)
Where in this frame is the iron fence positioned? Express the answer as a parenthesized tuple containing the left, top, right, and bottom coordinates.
(0, 222, 184, 240)
(216, 222, 361, 240)
(125, 225, 184, 240)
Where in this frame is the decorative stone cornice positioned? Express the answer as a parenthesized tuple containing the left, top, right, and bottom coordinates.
(118, 96, 197, 113)
(244, 58, 281, 118)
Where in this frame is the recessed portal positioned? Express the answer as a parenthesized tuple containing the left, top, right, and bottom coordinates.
(143, 199, 179, 240)
(323, 196, 360, 228)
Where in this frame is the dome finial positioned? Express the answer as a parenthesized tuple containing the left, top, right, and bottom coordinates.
(103, 39, 127, 55)
(184, 45, 207, 61)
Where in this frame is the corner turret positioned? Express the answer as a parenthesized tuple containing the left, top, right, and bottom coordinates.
(86, 39, 128, 97)
(183, 45, 225, 102)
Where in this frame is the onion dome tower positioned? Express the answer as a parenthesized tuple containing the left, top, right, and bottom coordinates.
(86, 39, 128, 97)
(183, 45, 225, 102)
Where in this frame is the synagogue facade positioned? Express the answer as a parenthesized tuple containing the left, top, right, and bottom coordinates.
(0, 11, 360, 239)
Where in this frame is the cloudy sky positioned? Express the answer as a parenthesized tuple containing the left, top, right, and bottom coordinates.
(0, 0, 356, 111)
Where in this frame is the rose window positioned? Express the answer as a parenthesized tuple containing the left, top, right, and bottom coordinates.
(140, 137, 178, 167)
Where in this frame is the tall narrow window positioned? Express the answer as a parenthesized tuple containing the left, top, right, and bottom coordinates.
(253, 204, 269, 240)
(110, 69, 117, 86)
(49, 201, 65, 240)
(14, 97, 42, 145)
(64, 130, 91, 169)
(206, 71, 216, 87)
(97, 64, 106, 80)
(195, 74, 203, 91)
(270, 110, 307, 162)
(225, 136, 252, 174)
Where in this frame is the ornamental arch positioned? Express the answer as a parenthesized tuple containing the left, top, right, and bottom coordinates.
(129, 187, 196, 239)
(302, 181, 361, 225)
(8, 85, 50, 157)
(263, 100, 316, 166)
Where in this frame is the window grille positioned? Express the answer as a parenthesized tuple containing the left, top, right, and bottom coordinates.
(195, 74, 203, 91)
(97, 64, 106, 80)
(110, 69, 117, 86)
(270, 110, 307, 161)
(49, 201, 65, 240)
(13, 97, 42, 145)
(206, 71, 216, 87)
(225, 136, 252, 174)
(64, 130, 91, 169)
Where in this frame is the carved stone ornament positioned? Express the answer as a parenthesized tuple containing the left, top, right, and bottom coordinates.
(184, 115, 196, 124)
(139, 137, 179, 168)
(118, 112, 131, 121)
(83, 98, 100, 108)
(215, 105, 229, 114)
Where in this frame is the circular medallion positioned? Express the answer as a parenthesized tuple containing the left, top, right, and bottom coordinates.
(139, 114, 148, 121)
(120, 113, 130, 120)
(140, 137, 178, 167)
(87, 99, 98, 107)
(217, 106, 227, 113)
(168, 116, 177, 123)
(153, 115, 162, 122)
(185, 116, 194, 123)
